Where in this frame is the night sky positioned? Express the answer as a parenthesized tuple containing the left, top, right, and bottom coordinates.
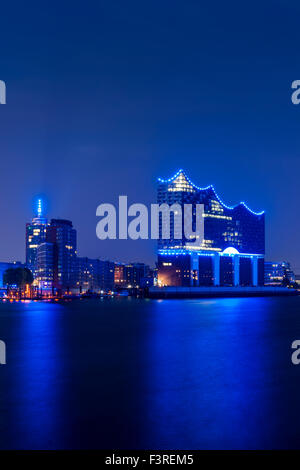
(0, 1, 299, 270)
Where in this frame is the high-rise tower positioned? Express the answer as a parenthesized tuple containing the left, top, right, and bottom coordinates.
(46, 219, 77, 291)
(25, 198, 48, 278)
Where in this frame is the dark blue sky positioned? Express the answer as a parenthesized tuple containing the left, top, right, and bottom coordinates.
(0, 1, 299, 270)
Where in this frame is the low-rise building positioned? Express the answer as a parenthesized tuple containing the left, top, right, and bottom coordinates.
(76, 257, 115, 293)
(264, 261, 296, 286)
(114, 262, 151, 288)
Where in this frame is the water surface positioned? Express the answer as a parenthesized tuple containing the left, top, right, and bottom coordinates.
(0, 297, 300, 449)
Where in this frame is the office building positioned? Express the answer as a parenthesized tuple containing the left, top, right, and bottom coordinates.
(46, 219, 77, 291)
(25, 199, 48, 277)
(76, 257, 115, 292)
(35, 243, 56, 292)
(114, 263, 151, 288)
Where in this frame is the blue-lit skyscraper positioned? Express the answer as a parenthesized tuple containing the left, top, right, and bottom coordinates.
(25, 198, 48, 278)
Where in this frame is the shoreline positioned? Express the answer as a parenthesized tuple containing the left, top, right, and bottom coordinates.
(148, 286, 299, 299)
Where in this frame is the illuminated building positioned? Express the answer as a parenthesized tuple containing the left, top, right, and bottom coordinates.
(157, 170, 265, 287)
(25, 198, 48, 277)
(114, 263, 126, 286)
(36, 242, 55, 292)
(76, 257, 115, 292)
(264, 261, 295, 286)
(114, 263, 151, 288)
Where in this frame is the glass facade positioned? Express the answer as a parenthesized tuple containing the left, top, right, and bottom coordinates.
(46, 219, 77, 291)
(26, 216, 48, 277)
(158, 170, 265, 254)
(36, 242, 55, 291)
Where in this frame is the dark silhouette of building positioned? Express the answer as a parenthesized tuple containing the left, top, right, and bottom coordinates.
(76, 257, 115, 293)
(46, 219, 77, 292)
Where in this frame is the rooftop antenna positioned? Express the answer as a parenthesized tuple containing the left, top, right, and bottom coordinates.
(37, 198, 43, 217)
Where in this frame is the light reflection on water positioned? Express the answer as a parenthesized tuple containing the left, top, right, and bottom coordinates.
(0, 297, 300, 449)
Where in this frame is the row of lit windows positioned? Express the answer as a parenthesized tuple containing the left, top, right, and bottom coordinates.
(204, 213, 232, 220)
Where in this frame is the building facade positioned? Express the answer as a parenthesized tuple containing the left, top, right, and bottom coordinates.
(114, 263, 151, 288)
(76, 257, 115, 293)
(264, 261, 295, 286)
(157, 170, 265, 287)
(35, 242, 56, 292)
(45, 219, 77, 292)
(26, 212, 48, 278)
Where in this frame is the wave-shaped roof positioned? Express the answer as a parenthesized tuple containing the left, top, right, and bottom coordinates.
(158, 169, 265, 216)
